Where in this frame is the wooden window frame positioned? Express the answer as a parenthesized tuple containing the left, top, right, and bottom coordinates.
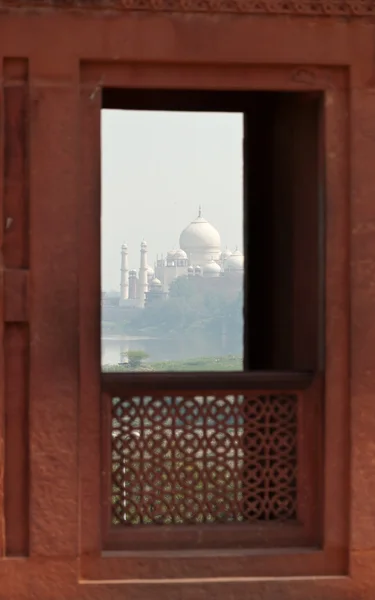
(78, 62, 349, 581)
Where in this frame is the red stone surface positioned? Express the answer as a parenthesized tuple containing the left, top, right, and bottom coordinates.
(0, 2, 374, 599)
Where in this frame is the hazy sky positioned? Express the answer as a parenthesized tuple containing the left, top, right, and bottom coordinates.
(101, 109, 243, 291)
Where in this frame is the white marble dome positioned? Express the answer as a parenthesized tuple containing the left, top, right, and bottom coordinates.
(225, 249, 244, 271)
(203, 259, 222, 278)
(179, 208, 221, 264)
(173, 249, 188, 260)
(150, 277, 162, 288)
(221, 247, 232, 261)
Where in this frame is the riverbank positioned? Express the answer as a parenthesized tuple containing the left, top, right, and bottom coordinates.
(103, 354, 242, 372)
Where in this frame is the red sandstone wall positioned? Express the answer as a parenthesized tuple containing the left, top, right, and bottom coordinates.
(0, 3, 375, 599)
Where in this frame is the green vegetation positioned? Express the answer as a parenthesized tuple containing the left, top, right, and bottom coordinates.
(148, 354, 241, 371)
(111, 276, 243, 342)
(126, 349, 149, 368)
(103, 354, 242, 372)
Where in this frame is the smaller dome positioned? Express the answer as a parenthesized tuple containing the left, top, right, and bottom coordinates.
(146, 266, 155, 276)
(141, 239, 147, 249)
(173, 249, 188, 260)
(225, 249, 244, 271)
(129, 269, 137, 276)
(150, 277, 162, 288)
(203, 259, 221, 277)
(195, 265, 202, 273)
(221, 247, 232, 260)
(121, 243, 128, 250)
(187, 266, 194, 273)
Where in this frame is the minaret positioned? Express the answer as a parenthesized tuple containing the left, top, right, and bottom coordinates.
(120, 243, 129, 301)
(138, 239, 148, 308)
(129, 270, 137, 300)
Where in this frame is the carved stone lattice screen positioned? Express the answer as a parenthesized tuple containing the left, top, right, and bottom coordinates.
(110, 392, 298, 527)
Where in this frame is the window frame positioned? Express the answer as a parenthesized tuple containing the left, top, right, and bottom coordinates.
(78, 61, 349, 580)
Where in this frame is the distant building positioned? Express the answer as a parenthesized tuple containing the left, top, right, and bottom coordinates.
(116, 208, 244, 309)
(145, 278, 168, 308)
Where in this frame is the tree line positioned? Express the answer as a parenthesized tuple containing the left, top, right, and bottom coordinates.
(124, 275, 243, 342)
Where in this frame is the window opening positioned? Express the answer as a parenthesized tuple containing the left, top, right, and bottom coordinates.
(100, 89, 323, 550)
(101, 109, 244, 373)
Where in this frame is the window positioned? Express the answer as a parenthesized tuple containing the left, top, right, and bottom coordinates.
(99, 88, 323, 552)
(101, 110, 244, 373)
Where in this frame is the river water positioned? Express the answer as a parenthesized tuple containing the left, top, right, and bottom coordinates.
(101, 334, 241, 366)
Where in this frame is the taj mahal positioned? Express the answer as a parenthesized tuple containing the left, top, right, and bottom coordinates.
(115, 208, 244, 309)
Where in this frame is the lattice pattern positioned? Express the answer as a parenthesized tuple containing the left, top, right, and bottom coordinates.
(4, 0, 375, 16)
(111, 393, 297, 526)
